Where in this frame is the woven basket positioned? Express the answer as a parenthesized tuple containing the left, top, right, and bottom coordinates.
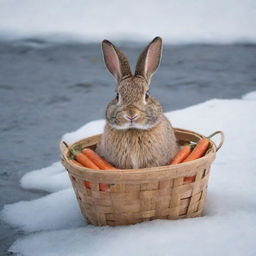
(60, 128, 224, 226)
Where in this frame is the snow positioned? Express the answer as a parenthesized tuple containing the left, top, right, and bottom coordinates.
(1, 189, 84, 232)
(62, 120, 105, 144)
(0, 0, 255, 44)
(1, 92, 256, 256)
(21, 162, 71, 193)
(8, 213, 256, 256)
(242, 91, 256, 101)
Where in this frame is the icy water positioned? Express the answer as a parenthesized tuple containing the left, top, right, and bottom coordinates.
(0, 41, 256, 255)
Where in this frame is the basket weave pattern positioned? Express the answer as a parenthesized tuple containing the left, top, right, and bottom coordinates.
(61, 128, 216, 226)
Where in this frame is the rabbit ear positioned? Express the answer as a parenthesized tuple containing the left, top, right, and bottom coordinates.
(135, 37, 162, 81)
(102, 40, 132, 82)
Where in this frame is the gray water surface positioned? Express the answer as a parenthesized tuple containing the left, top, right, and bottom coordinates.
(0, 41, 256, 255)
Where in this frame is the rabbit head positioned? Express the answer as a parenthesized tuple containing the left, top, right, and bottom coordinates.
(102, 37, 163, 130)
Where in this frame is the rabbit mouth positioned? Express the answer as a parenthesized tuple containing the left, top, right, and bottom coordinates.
(110, 120, 154, 130)
(108, 109, 159, 130)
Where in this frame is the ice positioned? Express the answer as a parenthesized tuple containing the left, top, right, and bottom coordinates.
(0, 0, 255, 44)
(1, 91, 256, 255)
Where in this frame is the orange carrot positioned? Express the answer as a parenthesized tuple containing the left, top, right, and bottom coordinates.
(170, 145, 192, 165)
(76, 164, 106, 191)
(65, 143, 110, 192)
(182, 138, 210, 163)
(75, 153, 100, 169)
(99, 183, 109, 192)
(71, 159, 83, 167)
(83, 181, 108, 191)
(74, 148, 112, 191)
(73, 150, 110, 192)
(70, 147, 100, 170)
(83, 180, 91, 189)
(82, 148, 116, 170)
(72, 160, 94, 189)
(82, 148, 115, 192)
(183, 176, 196, 183)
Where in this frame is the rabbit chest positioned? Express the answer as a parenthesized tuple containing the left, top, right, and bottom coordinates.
(96, 116, 178, 169)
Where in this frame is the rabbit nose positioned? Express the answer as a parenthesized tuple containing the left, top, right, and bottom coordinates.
(124, 114, 139, 121)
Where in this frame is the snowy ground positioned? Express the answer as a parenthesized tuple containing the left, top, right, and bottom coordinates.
(1, 91, 256, 256)
(0, 0, 255, 44)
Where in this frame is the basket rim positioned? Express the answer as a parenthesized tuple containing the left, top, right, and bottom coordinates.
(60, 127, 218, 175)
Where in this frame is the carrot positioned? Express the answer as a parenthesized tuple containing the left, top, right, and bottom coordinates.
(71, 160, 95, 189)
(63, 142, 110, 192)
(71, 159, 83, 167)
(84, 181, 108, 191)
(182, 138, 210, 163)
(70, 161, 92, 188)
(183, 176, 196, 183)
(84, 180, 91, 189)
(73, 150, 110, 191)
(170, 145, 193, 165)
(99, 183, 109, 192)
(69, 147, 100, 170)
(75, 153, 100, 169)
(82, 148, 115, 192)
(82, 148, 116, 170)
(72, 160, 107, 191)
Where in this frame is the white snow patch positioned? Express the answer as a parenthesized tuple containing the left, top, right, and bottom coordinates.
(0, 0, 255, 44)
(21, 162, 70, 193)
(1, 189, 84, 232)
(9, 213, 256, 256)
(62, 119, 105, 144)
(1, 91, 256, 256)
(242, 91, 256, 101)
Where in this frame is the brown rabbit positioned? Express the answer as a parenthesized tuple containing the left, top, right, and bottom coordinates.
(96, 37, 178, 169)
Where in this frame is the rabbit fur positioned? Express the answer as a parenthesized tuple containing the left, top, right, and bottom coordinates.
(96, 37, 178, 169)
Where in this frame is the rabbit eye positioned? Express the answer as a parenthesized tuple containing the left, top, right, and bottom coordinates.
(116, 93, 119, 101)
(145, 91, 149, 100)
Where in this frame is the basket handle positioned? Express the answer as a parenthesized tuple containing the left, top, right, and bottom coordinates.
(207, 131, 224, 152)
(59, 140, 70, 157)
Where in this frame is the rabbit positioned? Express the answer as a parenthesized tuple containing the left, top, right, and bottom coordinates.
(96, 37, 178, 169)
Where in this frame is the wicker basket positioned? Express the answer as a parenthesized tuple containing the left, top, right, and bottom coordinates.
(60, 128, 224, 226)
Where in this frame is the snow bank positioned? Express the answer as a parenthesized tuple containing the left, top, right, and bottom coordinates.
(62, 120, 105, 144)
(1, 189, 84, 232)
(9, 212, 256, 256)
(21, 162, 70, 193)
(242, 91, 256, 101)
(0, 0, 255, 44)
(1, 91, 256, 256)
